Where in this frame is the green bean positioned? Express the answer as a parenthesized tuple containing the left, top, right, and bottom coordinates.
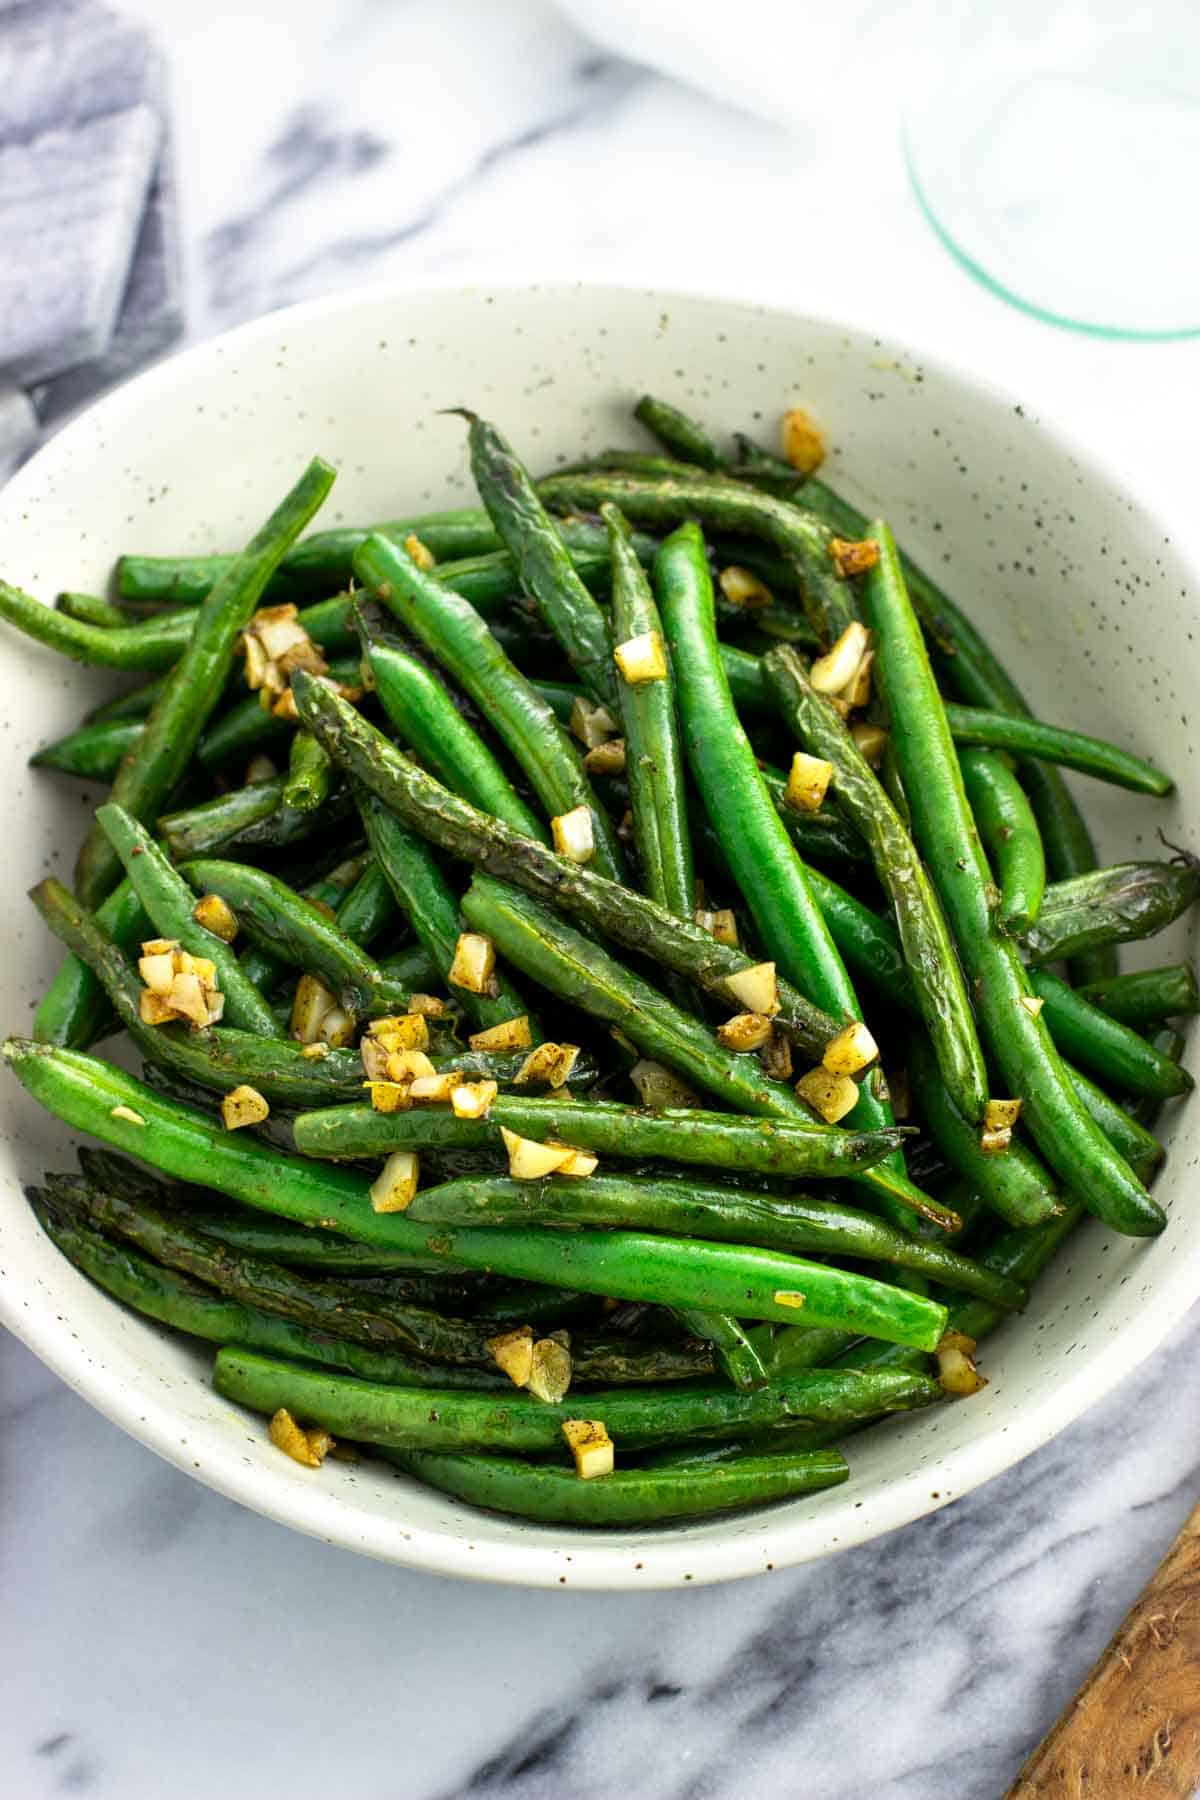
(47, 1169, 494, 1365)
(163, 1207, 465, 1275)
(96, 804, 277, 1035)
(85, 675, 169, 724)
(389, 1445, 849, 1523)
(461, 873, 943, 1230)
(539, 469, 855, 648)
(73, 460, 337, 906)
(29, 876, 370, 1107)
(378, 941, 440, 991)
(906, 1034, 1062, 1228)
(4, 1041, 947, 1342)
(216, 1347, 939, 1453)
(633, 394, 723, 469)
(33, 876, 151, 1049)
(290, 670, 841, 1056)
(196, 666, 350, 770)
(655, 523, 895, 1145)
(356, 787, 532, 1032)
(56, 591, 132, 628)
(1021, 861, 1200, 967)
(1066, 1063, 1165, 1183)
(1028, 969, 1191, 1100)
(0, 581, 196, 672)
(862, 521, 1163, 1238)
(764, 643, 987, 1122)
(32, 1199, 508, 1388)
(282, 731, 333, 814)
(158, 777, 354, 859)
(958, 747, 1046, 934)
(403, 1173, 1021, 1307)
(354, 532, 624, 881)
(667, 1309, 769, 1391)
(943, 705, 1172, 797)
(30, 717, 142, 783)
(464, 412, 618, 708)
(757, 765, 870, 865)
(178, 856, 407, 1019)
(332, 858, 396, 950)
(292, 1093, 909, 1183)
(1077, 964, 1200, 1028)
(367, 636, 547, 840)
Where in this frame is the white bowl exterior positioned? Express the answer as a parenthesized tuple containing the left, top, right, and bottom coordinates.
(1, 283, 1196, 1589)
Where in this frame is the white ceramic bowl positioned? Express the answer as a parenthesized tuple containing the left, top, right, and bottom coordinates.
(1, 284, 1196, 1590)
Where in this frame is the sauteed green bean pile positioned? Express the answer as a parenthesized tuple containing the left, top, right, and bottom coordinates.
(3, 391, 1194, 1526)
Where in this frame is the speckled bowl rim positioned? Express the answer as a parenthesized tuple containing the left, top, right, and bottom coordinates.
(2, 278, 1197, 1590)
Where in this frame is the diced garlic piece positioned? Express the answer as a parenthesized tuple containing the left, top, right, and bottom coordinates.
(699, 907, 739, 946)
(271, 687, 300, 722)
(254, 605, 308, 661)
(177, 951, 217, 987)
(370, 1013, 430, 1053)
(553, 1146, 599, 1179)
(205, 991, 226, 1024)
(561, 1418, 613, 1479)
(583, 738, 627, 776)
(138, 951, 176, 995)
(569, 695, 619, 749)
(614, 630, 667, 685)
(245, 753, 278, 784)
(301, 1043, 329, 1061)
(629, 1060, 700, 1109)
(269, 1407, 332, 1468)
(842, 648, 875, 709)
(979, 1125, 1013, 1156)
(468, 1015, 532, 1053)
(809, 621, 871, 696)
(167, 970, 211, 1028)
(448, 932, 496, 995)
(241, 630, 272, 691)
(780, 406, 826, 474)
(829, 537, 880, 579)
(487, 1325, 534, 1388)
(319, 1007, 355, 1049)
(110, 1104, 146, 1127)
(221, 1084, 270, 1130)
(408, 1071, 461, 1104)
(364, 1081, 412, 1114)
(369, 1150, 419, 1213)
(935, 1329, 987, 1397)
(527, 1338, 572, 1404)
(403, 532, 436, 571)
(716, 1012, 774, 1053)
(822, 1020, 879, 1077)
(291, 974, 337, 1045)
(984, 1097, 1023, 1132)
(773, 1290, 806, 1310)
(385, 1048, 436, 1083)
(1020, 994, 1045, 1018)
(514, 1042, 580, 1088)
(718, 565, 773, 609)
(500, 1126, 575, 1181)
(360, 1036, 391, 1082)
(407, 993, 446, 1017)
(759, 1028, 793, 1083)
(850, 722, 887, 766)
(551, 805, 595, 864)
(796, 1066, 860, 1123)
(723, 962, 778, 1016)
(451, 1079, 498, 1119)
(138, 989, 177, 1026)
(140, 937, 179, 958)
(785, 749, 834, 813)
(192, 893, 239, 943)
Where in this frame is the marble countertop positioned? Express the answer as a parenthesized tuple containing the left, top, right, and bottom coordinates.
(5, 3, 1200, 1795)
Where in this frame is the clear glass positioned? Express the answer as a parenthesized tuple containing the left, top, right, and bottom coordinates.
(904, 0, 1200, 338)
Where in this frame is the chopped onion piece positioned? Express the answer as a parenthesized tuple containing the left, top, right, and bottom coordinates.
(403, 531, 436, 571)
(796, 1066, 859, 1123)
(514, 1042, 580, 1088)
(809, 621, 871, 696)
(369, 1150, 419, 1213)
(935, 1329, 987, 1397)
(850, 722, 887, 766)
(629, 1060, 700, 1108)
(822, 1020, 879, 1077)
(221, 1085, 270, 1130)
(269, 1407, 333, 1468)
(561, 1419, 613, 1480)
(487, 1326, 534, 1389)
(191, 893, 239, 943)
(468, 1015, 532, 1053)
(718, 565, 772, 610)
(451, 1079, 498, 1119)
(583, 738, 627, 777)
(984, 1097, 1023, 1132)
(551, 805, 595, 864)
(785, 750, 834, 813)
(716, 1012, 773, 1052)
(723, 962, 778, 1016)
(829, 537, 881, 580)
(569, 695, 618, 749)
(527, 1338, 572, 1404)
(613, 630, 667, 685)
(500, 1126, 575, 1181)
(448, 931, 497, 995)
(780, 406, 826, 474)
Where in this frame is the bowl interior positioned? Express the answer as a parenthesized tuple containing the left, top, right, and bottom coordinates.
(1, 283, 1196, 1589)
